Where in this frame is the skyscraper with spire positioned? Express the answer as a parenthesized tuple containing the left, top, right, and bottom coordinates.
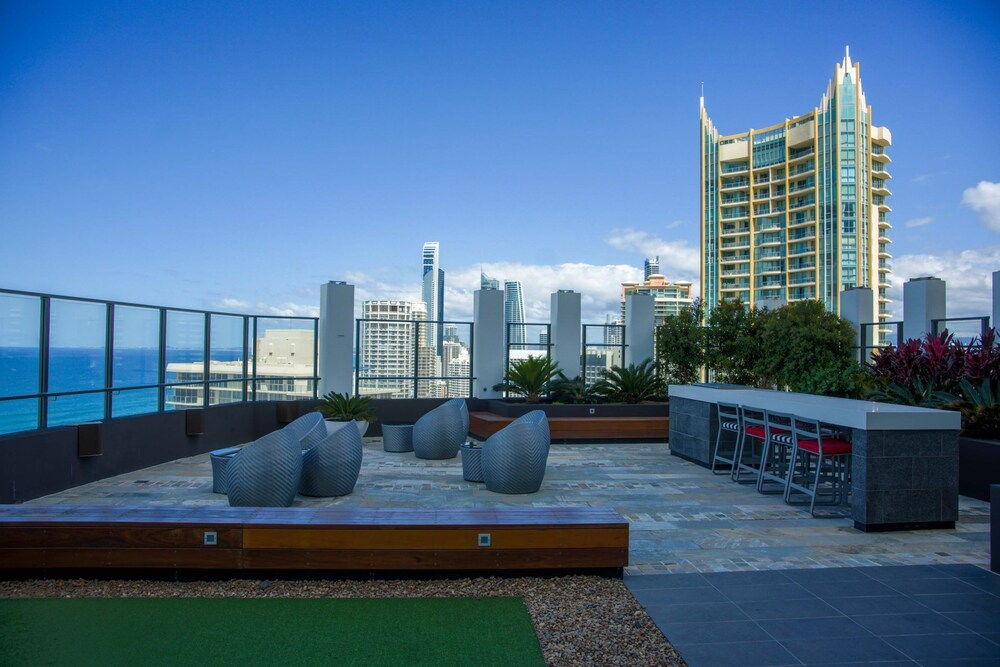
(700, 48, 891, 324)
(480, 271, 500, 290)
(503, 280, 527, 350)
(421, 242, 445, 356)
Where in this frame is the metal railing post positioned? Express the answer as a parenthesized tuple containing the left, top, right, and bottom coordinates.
(203, 313, 211, 408)
(104, 303, 115, 420)
(241, 315, 249, 402)
(157, 309, 167, 412)
(37, 296, 50, 430)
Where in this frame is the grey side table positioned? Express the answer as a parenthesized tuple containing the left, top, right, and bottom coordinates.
(382, 423, 414, 453)
(210, 446, 242, 494)
(461, 442, 484, 482)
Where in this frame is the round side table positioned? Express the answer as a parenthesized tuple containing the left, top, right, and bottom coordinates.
(382, 423, 415, 452)
(461, 442, 484, 482)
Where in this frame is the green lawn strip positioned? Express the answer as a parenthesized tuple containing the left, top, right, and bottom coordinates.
(0, 596, 544, 667)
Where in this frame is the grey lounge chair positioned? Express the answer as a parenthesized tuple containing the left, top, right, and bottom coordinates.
(284, 412, 327, 449)
(482, 410, 550, 494)
(412, 398, 468, 460)
(227, 428, 302, 507)
(300, 419, 364, 497)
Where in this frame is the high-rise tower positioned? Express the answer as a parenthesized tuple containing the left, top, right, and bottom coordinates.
(644, 256, 660, 280)
(480, 271, 500, 290)
(421, 242, 445, 356)
(700, 49, 891, 323)
(503, 280, 527, 350)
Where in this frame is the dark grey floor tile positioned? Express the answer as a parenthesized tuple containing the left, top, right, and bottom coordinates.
(828, 595, 931, 616)
(914, 593, 1000, 613)
(956, 575, 1000, 596)
(625, 572, 710, 590)
(719, 582, 816, 603)
(738, 597, 843, 620)
(758, 615, 871, 640)
(886, 578, 982, 596)
(782, 567, 874, 584)
(851, 612, 970, 636)
(801, 662, 916, 667)
(781, 635, 908, 664)
(633, 585, 729, 606)
(941, 611, 1000, 634)
(702, 570, 794, 587)
(916, 659, 1000, 667)
(983, 633, 1000, 646)
(884, 633, 1000, 661)
(930, 564, 993, 578)
(678, 640, 799, 667)
(864, 566, 947, 581)
(660, 619, 772, 646)
(801, 578, 898, 599)
(644, 600, 749, 623)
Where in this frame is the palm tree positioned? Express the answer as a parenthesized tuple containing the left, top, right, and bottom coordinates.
(493, 356, 562, 403)
(593, 359, 665, 404)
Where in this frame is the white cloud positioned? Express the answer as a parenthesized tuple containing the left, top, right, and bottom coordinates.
(886, 246, 1000, 319)
(212, 298, 318, 318)
(218, 297, 251, 309)
(962, 181, 1000, 232)
(604, 227, 700, 278)
(904, 216, 933, 228)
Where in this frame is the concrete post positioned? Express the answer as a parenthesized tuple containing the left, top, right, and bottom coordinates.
(624, 293, 655, 367)
(473, 288, 505, 398)
(840, 287, 875, 364)
(993, 271, 1000, 331)
(318, 281, 354, 397)
(550, 290, 582, 378)
(903, 277, 946, 342)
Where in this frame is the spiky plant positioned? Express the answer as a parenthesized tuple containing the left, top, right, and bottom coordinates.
(492, 356, 562, 403)
(317, 392, 376, 423)
(592, 359, 665, 404)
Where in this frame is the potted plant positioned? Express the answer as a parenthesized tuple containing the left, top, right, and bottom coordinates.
(317, 392, 376, 438)
(492, 356, 562, 403)
(592, 359, 666, 404)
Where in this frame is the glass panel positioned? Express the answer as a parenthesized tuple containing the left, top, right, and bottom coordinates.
(252, 317, 315, 401)
(209, 315, 245, 405)
(113, 306, 160, 394)
(0, 294, 41, 399)
(0, 398, 38, 435)
(111, 388, 160, 418)
(441, 322, 472, 399)
(164, 311, 206, 410)
(47, 393, 103, 427)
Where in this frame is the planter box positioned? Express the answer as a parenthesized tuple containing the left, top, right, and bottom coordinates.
(484, 400, 668, 419)
(472, 401, 669, 442)
(959, 436, 1000, 501)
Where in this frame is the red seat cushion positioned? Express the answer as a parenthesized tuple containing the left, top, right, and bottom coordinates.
(745, 425, 766, 438)
(797, 438, 852, 456)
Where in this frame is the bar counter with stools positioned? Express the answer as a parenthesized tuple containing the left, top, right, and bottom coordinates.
(669, 384, 963, 532)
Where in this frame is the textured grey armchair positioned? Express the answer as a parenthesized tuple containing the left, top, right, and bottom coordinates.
(299, 419, 364, 497)
(412, 398, 468, 460)
(482, 410, 551, 494)
(284, 412, 326, 449)
(227, 428, 302, 507)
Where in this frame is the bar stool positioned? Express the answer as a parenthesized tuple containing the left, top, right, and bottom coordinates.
(733, 405, 766, 484)
(756, 410, 794, 495)
(711, 402, 742, 476)
(784, 416, 852, 516)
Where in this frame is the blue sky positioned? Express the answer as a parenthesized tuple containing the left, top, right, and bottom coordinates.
(2, 0, 999, 327)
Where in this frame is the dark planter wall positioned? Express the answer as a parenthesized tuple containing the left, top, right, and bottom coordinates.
(958, 436, 1000, 501)
(485, 400, 668, 419)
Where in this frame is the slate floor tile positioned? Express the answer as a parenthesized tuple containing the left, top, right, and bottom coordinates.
(758, 615, 871, 640)
(738, 597, 843, 620)
(659, 619, 772, 646)
(643, 600, 749, 623)
(914, 593, 1000, 614)
(828, 595, 930, 616)
(678, 640, 800, 667)
(940, 611, 1000, 634)
(719, 582, 816, 603)
(801, 579, 898, 599)
(883, 633, 1000, 661)
(633, 585, 728, 606)
(782, 567, 875, 583)
(851, 612, 970, 636)
(780, 635, 908, 664)
(863, 565, 947, 581)
(886, 578, 982, 596)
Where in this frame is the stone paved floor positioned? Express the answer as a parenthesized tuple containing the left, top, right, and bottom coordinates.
(29, 440, 991, 576)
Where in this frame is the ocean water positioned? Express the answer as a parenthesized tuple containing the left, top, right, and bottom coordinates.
(0, 347, 241, 435)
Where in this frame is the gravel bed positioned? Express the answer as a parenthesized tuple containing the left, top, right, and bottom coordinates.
(0, 575, 682, 666)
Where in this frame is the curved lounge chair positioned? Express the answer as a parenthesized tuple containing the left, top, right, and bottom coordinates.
(284, 412, 327, 449)
(227, 428, 302, 507)
(412, 398, 468, 460)
(482, 410, 550, 494)
(300, 420, 364, 497)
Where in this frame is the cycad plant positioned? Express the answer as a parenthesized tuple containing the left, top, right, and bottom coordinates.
(593, 359, 665, 404)
(493, 356, 562, 403)
(318, 392, 377, 423)
(550, 373, 602, 404)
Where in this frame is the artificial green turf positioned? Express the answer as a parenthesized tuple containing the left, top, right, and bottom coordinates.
(0, 596, 545, 666)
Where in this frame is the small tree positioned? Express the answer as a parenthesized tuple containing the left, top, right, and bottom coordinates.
(656, 300, 705, 385)
(705, 299, 762, 386)
(756, 300, 858, 396)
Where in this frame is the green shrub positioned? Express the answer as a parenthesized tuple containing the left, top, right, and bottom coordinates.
(493, 356, 562, 403)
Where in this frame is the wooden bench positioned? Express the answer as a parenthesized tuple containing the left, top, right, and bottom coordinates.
(0, 505, 628, 573)
(470, 411, 668, 441)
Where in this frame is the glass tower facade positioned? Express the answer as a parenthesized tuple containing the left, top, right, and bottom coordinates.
(503, 280, 527, 350)
(700, 49, 891, 323)
(421, 242, 445, 356)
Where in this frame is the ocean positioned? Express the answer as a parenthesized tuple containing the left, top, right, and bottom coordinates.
(0, 346, 242, 435)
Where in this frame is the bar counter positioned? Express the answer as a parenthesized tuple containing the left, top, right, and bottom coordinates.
(668, 384, 962, 532)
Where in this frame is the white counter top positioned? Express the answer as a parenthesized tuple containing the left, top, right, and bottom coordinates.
(669, 384, 962, 431)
